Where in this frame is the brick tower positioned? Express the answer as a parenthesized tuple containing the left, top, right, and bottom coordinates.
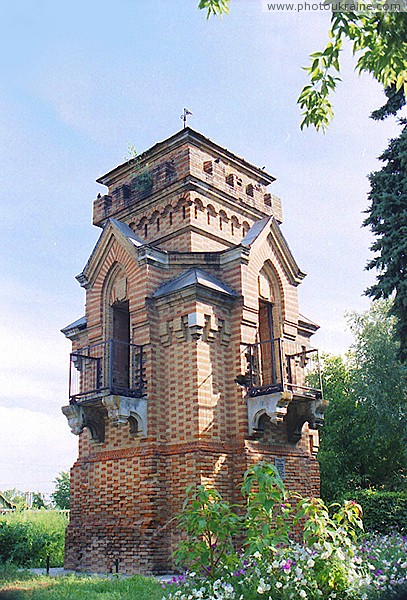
(61, 128, 325, 575)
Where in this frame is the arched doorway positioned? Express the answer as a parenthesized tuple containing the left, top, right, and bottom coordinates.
(258, 299, 277, 385)
(111, 300, 130, 393)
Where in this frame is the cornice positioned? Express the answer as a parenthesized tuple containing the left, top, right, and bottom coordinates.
(267, 220, 306, 286)
(96, 127, 275, 188)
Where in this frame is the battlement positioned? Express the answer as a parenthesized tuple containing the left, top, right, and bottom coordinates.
(92, 129, 283, 250)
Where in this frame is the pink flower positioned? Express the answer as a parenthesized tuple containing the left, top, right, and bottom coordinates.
(281, 559, 292, 572)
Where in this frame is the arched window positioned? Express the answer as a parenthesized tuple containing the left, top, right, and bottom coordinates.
(219, 210, 228, 232)
(101, 264, 131, 394)
(255, 265, 284, 388)
(231, 216, 239, 237)
(207, 204, 216, 226)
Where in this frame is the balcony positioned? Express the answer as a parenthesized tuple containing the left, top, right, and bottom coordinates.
(69, 340, 146, 403)
(238, 339, 325, 440)
(243, 339, 322, 400)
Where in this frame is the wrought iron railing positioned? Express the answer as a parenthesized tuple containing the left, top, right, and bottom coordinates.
(69, 340, 146, 402)
(243, 339, 322, 399)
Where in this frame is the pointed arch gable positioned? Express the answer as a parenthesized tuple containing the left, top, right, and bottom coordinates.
(241, 220, 304, 340)
(76, 219, 142, 290)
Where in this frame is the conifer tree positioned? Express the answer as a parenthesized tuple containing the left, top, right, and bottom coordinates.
(363, 121, 407, 361)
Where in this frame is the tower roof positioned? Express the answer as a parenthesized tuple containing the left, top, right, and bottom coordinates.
(96, 127, 276, 188)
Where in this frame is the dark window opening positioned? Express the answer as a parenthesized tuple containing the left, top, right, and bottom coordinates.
(112, 300, 130, 391)
(258, 300, 278, 386)
(203, 160, 213, 174)
(226, 174, 234, 187)
(122, 184, 131, 200)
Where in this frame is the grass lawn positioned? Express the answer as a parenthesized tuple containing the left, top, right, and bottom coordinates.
(0, 566, 166, 599)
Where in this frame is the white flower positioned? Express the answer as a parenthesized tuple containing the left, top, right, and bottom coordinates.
(299, 590, 307, 598)
(307, 558, 315, 568)
(257, 578, 271, 594)
(276, 582, 283, 588)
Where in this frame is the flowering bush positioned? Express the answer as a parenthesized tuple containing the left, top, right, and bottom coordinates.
(163, 464, 407, 600)
(164, 534, 407, 599)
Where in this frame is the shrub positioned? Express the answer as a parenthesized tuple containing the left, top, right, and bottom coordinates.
(164, 463, 407, 600)
(342, 489, 407, 533)
(173, 485, 242, 578)
(164, 533, 407, 600)
(0, 510, 68, 567)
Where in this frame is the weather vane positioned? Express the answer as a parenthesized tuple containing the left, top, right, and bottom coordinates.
(180, 108, 193, 129)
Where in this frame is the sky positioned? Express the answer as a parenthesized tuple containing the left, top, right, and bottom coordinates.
(0, 0, 404, 495)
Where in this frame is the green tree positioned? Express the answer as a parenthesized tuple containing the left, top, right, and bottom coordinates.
(198, 1, 407, 131)
(198, 2, 407, 350)
(32, 493, 46, 509)
(363, 121, 407, 361)
(315, 355, 356, 501)
(371, 84, 406, 122)
(318, 301, 407, 502)
(198, 0, 229, 17)
(51, 472, 70, 510)
(298, 12, 407, 131)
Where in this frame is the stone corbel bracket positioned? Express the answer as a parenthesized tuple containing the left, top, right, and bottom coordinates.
(102, 395, 148, 437)
(62, 402, 105, 443)
(248, 391, 293, 435)
(187, 312, 205, 340)
(286, 397, 328, 443)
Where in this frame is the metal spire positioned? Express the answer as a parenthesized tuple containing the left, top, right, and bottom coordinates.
(180, 108, 193, 129)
